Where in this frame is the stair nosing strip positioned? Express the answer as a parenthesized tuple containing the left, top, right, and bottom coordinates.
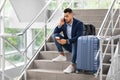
(27, 69, 64, 74)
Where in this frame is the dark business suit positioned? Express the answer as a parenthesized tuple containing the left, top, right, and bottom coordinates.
(53, 18, 83, 63)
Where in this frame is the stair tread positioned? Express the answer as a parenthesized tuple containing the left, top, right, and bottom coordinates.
(18, 9, 120, 80)
(40, 51, 69, 53)
(47, 43, 117, 45)
(27, 69, 99, 80)
(48, 43, 117, 45)
(28, 69, 63, 74)
(34, 59, 70, 63)
(39, 51, 71, 60)
(33, 60, 71, 70)
(27, 69, 98, 76)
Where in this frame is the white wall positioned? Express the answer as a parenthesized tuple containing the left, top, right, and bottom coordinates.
(9, 0, 46, 22)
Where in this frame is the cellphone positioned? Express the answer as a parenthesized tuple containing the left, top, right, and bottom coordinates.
(55, 37, 60, 40)
(64, 18, 66, 22)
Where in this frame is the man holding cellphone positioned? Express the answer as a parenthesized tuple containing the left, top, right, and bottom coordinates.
(52, 8, 83, 73)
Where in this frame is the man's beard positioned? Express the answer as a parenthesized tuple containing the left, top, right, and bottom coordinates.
(66, 19, 71, 24)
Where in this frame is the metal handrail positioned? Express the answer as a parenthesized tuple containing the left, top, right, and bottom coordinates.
(104, 8, 118, 37)
(17, 0, 73, 79)
(0, 0, 6, 13)
(104, 20, 112, 37)
(20, 0, 65, 71)
(100, 0, 120, 68)
(17, 0, 53, 36)
(0, 34, 30, 60)
(0, 0, 52, 73)
(112, 14, 120, 32)
(106, 35, 120, 40)
(0, 36, 30, 69)
(2, 37, 22, 53)
(17, 0, 67, 79)
(0, 33, 16, 37)
(21, 0, 64, 57)
(5, 58, 17, 68)
(0, 0, 64, 74)
(101, 34, 120, 61)
(108, 42, 120, 80)
(0, 1, 52, 79)
(95, 34, 120, 77)
(103, 41, 110, 57)
(1, 0, 64, 80)
(97, 0, 116, 36)
(99, 0, 120, 63)
(96, 0, 119, 79)
(17, 41, 45, 80)
(102, 14, 120, 61)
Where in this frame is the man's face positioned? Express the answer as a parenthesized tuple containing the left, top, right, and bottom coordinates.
(64, 12, 73, 23)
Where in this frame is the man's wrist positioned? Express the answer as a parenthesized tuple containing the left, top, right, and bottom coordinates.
(66, 39, 70, 44)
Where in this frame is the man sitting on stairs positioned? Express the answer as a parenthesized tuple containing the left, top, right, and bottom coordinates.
(52, 8, 83, 73)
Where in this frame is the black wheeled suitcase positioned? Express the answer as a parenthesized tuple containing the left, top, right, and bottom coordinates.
(76, 36, 100, 73)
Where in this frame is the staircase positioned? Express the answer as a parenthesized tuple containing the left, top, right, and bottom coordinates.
(27, 52, 98, 80)
(18, 9, 120, 80)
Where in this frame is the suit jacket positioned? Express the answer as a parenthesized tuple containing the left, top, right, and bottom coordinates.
(54, 18, 83, 44)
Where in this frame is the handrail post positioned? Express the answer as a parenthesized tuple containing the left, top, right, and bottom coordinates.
(118, 0, 120, 28)
(24, 33, 27, 80)
(18, 0, 52, 36)
(117, 4, 120, 76)
(0, 0, 6, 13)
(82, 0, 85, 9)
(110, 3, 114, 77)
(1, 37, 5, 80)
(71, 0, 74, 9)
(97, 0, 116, 36)
(24, 50, 27, 80)
(117, 2, 120, 80)
(117, 38, 120, 80)
(0, 0, 5, 79)
(100, 39, 103, 80)
(44, 10, 48, 51)
(44, 22, 47, 51)
(98, 0, 101, 8)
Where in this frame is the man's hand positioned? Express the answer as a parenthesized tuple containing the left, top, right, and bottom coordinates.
(60, 39, 67, 45)
(56, 39, 67, 45)
(58, 18, 65, 27)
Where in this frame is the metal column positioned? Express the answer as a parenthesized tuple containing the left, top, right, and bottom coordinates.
(0, 0, 5, 80)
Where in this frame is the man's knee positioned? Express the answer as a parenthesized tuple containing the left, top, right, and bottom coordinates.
(52, 33, 61, 43)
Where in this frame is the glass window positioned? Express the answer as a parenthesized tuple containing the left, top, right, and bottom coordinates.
(48, 0, 112, 9)
(3, 0, 25, 65)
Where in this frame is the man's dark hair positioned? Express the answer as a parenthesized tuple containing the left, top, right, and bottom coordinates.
(64, 8, 73, 13)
